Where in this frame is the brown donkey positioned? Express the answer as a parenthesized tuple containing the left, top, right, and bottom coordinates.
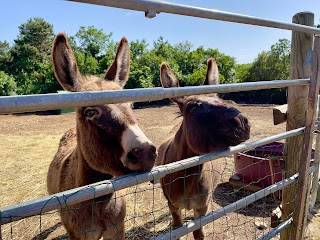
(156, 59, 250, 239)
(47, 33, 157, 240)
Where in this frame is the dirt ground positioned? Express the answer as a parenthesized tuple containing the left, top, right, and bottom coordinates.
(0, 104, 319, 239)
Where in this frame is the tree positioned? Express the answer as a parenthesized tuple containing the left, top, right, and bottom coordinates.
(127, 63, 153, 89)
(126, 37, 237, 89)
(171, 41, 193, 75)
(1, 20, 241, 95)
(71, 26, 115, 77)
(75, 51, 99, 75)
(10, 17, 55, 94)
(98, 40, 117, 74)
(74, 26, 113, 58)
(234, 63, 251, 83)
(153, 36, 174, 60)
(0, 41, 11, 72)
(245, 38, 290, 82)
(126, 39, 154, 89)
(14, 18, 53, 55)
(0, 71, 16, 96)
(128, 37, 177, 88)
(130, 39, 149, 59)
(205, 48, 236, 84)
(227, 38, 290, 104)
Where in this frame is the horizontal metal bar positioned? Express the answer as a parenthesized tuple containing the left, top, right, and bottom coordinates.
(69, 0, 320, 35)
(0, 127, 304, 224)
(157, 164, 317, 240)
(156, 176, 297, 240)
(257, 218, 293, 240)
(0, 79, 309, 114)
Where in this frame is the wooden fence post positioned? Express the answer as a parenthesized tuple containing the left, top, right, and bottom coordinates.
(292, 35, 320, 240)
(280, 12, 314, 240)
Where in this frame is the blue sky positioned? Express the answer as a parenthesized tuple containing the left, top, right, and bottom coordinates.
(0, 0, 319, 64)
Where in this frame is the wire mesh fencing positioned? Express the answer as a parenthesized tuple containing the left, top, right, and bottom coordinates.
(1, 1, 319, 239)
(1, 134, 316, 239)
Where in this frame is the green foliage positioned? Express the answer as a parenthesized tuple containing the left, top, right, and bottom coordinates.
(225, 38, 291, 104)
(214, 52, 236, 84)
(2, 17, 291, 106)
(74, 26, 114, 58)
(245, 38, 290, 82)
(70, 26, 117, 78)
(126, 37, 237, 89)
(75, 52, 99, 75)
(130, 39, 149, 59)
(9, 17, 55, 94)
(0, 71, 16, 96)
(0, 41, 11, 72)
(67, 35, 80, 53)
(126, 40, 153, 89)
(0, 17, 241, 96)
(234, 63, 251, 83)
(183, 67, 206, 86)
(170, 45, 236, 86)
(98, 41, 117, 74)
(15, 18, 53, 53)
(127, 64, 153, 89)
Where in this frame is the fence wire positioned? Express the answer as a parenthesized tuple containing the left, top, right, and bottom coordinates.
(0, 129, 318, 239)
(1, 1, 319, 239)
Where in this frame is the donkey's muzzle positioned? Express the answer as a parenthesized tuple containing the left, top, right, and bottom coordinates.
(230, 113, 251, 142)
(126, 144, 157, 171)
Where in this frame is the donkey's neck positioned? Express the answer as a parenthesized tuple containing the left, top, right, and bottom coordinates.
(173, 125, 198, 160)
(74, 149, 113, 187)
(169, 124, 205, 176)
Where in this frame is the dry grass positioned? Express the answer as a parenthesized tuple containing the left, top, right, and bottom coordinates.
(0, 135, 60, 205)
(0, 105, 319, 239)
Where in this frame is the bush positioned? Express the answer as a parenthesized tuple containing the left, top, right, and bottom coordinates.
(0, 71, 16, 96)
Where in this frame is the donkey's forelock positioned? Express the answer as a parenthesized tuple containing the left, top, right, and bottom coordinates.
(80, 76, 124, 92)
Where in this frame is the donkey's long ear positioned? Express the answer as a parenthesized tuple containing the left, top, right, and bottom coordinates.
(203, 58, 220, 85)
(52, 33, 82, 92)
(160, 62, 184, 105)
(104, 37, 130, 88)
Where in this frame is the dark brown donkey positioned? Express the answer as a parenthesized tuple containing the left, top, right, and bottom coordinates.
(156, 59, 250, 239)
(47, 33, 157, 240)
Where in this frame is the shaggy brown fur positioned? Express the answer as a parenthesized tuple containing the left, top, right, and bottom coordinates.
(156, 59, 251, 239)
(47, 33, 157, 240)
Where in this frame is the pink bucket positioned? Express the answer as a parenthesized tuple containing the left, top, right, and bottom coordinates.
(234, 142, 314, 187)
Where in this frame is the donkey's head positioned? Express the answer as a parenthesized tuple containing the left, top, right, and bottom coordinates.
(160, 58, 250, 155)
(52, 33, 157, 176)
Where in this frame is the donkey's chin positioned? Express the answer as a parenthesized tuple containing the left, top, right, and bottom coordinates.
(223, 130, 250, 146)
(122, 159, 155, 172)
(225, 136, 248, 146)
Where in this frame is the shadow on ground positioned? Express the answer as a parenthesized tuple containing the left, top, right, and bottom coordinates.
(213, 182, 280, 218)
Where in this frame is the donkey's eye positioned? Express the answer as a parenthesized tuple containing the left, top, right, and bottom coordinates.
(187, 102, 203, 114)
(188, 106, 197, 114)
(84, 109, 98, 118)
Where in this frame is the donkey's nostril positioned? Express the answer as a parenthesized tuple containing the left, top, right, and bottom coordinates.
(239, 114, 249, 124)
(229, 118, 241, 128)
(238, 114, 250, 129)
(128, 148, 143, 160)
